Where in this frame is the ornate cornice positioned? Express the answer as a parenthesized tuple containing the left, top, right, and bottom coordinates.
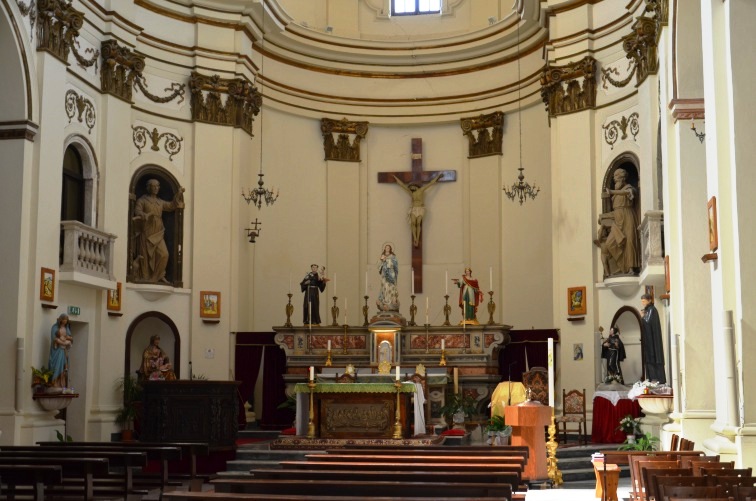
(644, 0, 668, 27)
(321, 117, 368, 162)
(36, 0, 84, 63)
(100, 39, 144, 102)
(64, 89, 96, 133)
(668, 98, 704, 121)
(0, 121, 38, 141)
(622, 15, 659, 86)
(540, 56, 597, 118)
(189, 72, 261, 137)
(131, 125, 183, 161)
(460, 111, 503, 158)
(602, 112, 639, 150)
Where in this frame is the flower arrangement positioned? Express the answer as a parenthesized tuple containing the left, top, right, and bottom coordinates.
(31, 366, 54, 391)
(618, 432, 660, 451)
(617, 414, 641, 435)
(604, 374, 623, 384)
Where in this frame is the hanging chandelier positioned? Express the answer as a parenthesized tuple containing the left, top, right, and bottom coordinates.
(503, 7, 540, 205)
(242, 0, 278, 214)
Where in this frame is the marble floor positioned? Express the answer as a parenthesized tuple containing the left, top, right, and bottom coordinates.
(524, 477, 632, 500)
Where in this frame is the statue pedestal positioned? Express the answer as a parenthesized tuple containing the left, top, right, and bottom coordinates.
(505, 402, 552, 481)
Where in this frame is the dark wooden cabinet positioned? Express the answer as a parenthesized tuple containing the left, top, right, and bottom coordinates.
(141, 380, 239, 448)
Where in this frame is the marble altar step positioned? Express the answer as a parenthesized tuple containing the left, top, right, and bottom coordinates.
(553, 444, 630, 484)
(224, 446, 326, 474)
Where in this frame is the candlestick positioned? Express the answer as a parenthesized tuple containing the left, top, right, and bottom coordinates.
(327, 340, 331, 351)
(443, 295, 451, 326)
(309, 366, 314, 381)
(409, 295, 417, 326)
(363, 295, 369, 326)
(331, 296, 339, 327)
(284, 293, 294, 328)
(395, 365, 400, 380)
(548, 338, 555, 407)
(441, 339, 445, 351)
(487, 291, 496, 325)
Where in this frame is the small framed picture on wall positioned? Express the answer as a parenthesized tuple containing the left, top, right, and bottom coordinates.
(40, 267, 55, 302)
(567, 286, 586, 316)
(107, 282, 122, 311)
(200, 291, 221, 319)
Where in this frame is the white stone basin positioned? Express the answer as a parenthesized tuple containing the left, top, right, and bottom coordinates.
(637, 394, 673, 415)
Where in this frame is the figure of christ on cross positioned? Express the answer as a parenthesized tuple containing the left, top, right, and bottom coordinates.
(377, 138, 457, 294)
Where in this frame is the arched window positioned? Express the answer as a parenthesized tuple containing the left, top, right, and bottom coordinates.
(392, 0, 440, 16)
(61, 146, 85, 223)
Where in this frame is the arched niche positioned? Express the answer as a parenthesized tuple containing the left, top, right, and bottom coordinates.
(609, 306, 645, 384)
(601, 152, 641, 216)
(62, 134, 99, 227)
(124, 312, 181, 381)
(127, 166, 184, 287)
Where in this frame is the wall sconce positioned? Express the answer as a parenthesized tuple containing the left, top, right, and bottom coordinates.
(691, 121, 705, 143)
(246, 218, 262, 243)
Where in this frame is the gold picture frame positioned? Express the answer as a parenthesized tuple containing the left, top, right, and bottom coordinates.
(107, 282, 122, 311)
(200, 291, 221, 319)
(707, 196, 718, 252)
(40, 267, 55, 302)
(567, 286, 586, 316)
(664, 255, 670, 293)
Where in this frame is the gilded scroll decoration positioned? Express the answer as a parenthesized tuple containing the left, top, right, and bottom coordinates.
(17, 0, 37, 41)
(64, 89, 96, 133)
(36, 0, 84, 63)
(131, 125, 183, 161)
(644, 0, 668, 26)
(321, 117, 369, 162)
(602, 112, 639, 150)
(601, 62, 637, 90)
(540, 56, 597, 118)
(460, 111, 503, 158)
(622, 16, 659, 86)
(189, 72, 261, 137)
(134, 77, 186, 105)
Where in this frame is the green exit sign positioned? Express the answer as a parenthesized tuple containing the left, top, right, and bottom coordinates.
(68, 306, 81, 316)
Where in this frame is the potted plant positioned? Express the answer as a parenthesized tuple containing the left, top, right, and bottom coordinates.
(115, 375, 142, 441)
(618, 431, 660, 451)
(439, 392, 477, 429)
(616, 414, 641, 443)
(31, 366, 54, 393)
(485, 414, 512, 445)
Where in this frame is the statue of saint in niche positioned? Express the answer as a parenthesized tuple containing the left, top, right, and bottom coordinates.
(599, 168, 640, 276)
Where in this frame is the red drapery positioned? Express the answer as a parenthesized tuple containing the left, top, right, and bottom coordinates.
(498, 329, 560, 382)
(591, 395, 642, 444)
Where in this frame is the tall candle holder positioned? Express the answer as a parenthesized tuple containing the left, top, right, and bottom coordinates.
(442, 295, 452, 326)
(307, 380, 316, 438)
(284, 293, 294, 327)
(546, 409, 563, 486)
(325, 347, 332, 367)
(362, 295, 369, 326)
(408, 295, 417, 326)
(487, 291, 496, 325)
(342, 324, 348, 355)
(439, 348, 447, 366)
(393, 380, 403, 439)
(330, 296, 340, 327)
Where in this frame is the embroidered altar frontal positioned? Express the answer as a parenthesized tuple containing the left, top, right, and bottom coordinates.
(295, 382, 415, 439)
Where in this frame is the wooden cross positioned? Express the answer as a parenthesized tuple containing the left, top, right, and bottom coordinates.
(377, 138, 456, 294)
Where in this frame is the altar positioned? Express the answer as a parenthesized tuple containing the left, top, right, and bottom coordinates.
(590, 389, 641, 444)
(295, 382, 415, 438)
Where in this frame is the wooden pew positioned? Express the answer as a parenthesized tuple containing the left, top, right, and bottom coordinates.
(0, 464, 62, 501)
(0, 456, 109, 501)
(0, 449, 147, 499)
(164, 493, 503, 501)
(211, 478, 513, 499)
(308, 453, 525, 466)
(600, 450, 704, 466)
(328, 444, 530, 459)
(278, 459, 523, 474)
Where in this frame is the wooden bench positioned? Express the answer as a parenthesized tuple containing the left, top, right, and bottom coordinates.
(0, 456, 110, 501)
(599, 449, 703, 466)
(0, 449, 148, 499)
(329, 445, 530, 459)
(309, 453, 525, 466)
(211, 478, 513, 499)
(0, 464, 62, 501)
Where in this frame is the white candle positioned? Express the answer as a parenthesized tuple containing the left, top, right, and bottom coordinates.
(396, 365, 400, 380)
(309, 366, 314, 381)
(327, 340, 331, 351)
(547, 338, 555, 408)
(489, 266, 493, 292)
(445, 270, 448, 295)
(333, 273, 336, 297)
(365, 271, 368, 296)
(344, 298, 348, 325)
(411, 268, 415, 295)
(441, 339, 445, 351)
(425, 297, 429, 325)
(453, 367, 459, 394)
(289, 272, 292, 294)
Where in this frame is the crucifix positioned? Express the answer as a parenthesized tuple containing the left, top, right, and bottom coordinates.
(377, 138, 457, 294)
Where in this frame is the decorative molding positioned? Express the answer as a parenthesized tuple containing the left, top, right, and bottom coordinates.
(101, 39, 185, 105)
(0, 121, 38, 141)
(321, 117, 368, 162)
(640, 210, 665, 273)
(71, 38, 99, 70)
(64, 89, 96, 133)
(131, 125, 183, 161)
(602, 112, 639, 150)
(668, 98, 704, 121)
(460, 111, 503, 158)
(644, 0, 668, 26)
(189, 71, 261, 137)
(622, 16, 659, 86)
(540, 56, 597, 118)
(17, 0, 37, 41)
(601, 61, 637, 90)
(36, 0, 84, 63)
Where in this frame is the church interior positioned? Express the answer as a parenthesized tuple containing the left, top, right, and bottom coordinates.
(1, 0, 754, 491)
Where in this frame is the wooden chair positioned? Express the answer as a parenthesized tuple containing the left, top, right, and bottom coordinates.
(691, 461, 735, 476)
(629, 455, 674, 501)
(521, 367, 549, 406)
(679, 438, 696, 451)
(701, 467, 752, 478)
(637, 460, 680, 501)
(555, 388, 587, 445)
(681, 455, 720, 469)
(642, 466, 691, 501)
(659, 484, 726, 501)
(669, 433, 680, 451)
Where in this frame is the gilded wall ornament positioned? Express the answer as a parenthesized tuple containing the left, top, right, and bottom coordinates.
(460, 111, 504, 158)
(321, 117, 369, 162)
(622, 16, 659, 86)
(602, 112, 640, 150)
(540, 56, 597, 118)
(189, 72, 261, 137)
(17, 0, 37, 41)
(64, 89, 96, 133)
(36, 0, 87, 64)
(131, 125, 183, 161)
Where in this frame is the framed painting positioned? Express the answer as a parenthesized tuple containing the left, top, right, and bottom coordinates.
(567, 286, 586, 316)
(107, 282, 122, 311)
(40, 267, 55, 302)
(664, 255, 670, 293)
(707, 196, 718, 252)
(200, 291, 221, 319)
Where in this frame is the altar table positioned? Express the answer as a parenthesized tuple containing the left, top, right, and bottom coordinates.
(295, 382, 415, 438)
(590, 390, 641, 444)
(504, 402, 552, 480)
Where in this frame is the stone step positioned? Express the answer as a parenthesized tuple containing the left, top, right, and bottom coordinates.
(235, 447, 326, 462)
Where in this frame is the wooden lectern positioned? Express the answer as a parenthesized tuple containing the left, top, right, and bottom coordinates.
(504, 402, 552, 480)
